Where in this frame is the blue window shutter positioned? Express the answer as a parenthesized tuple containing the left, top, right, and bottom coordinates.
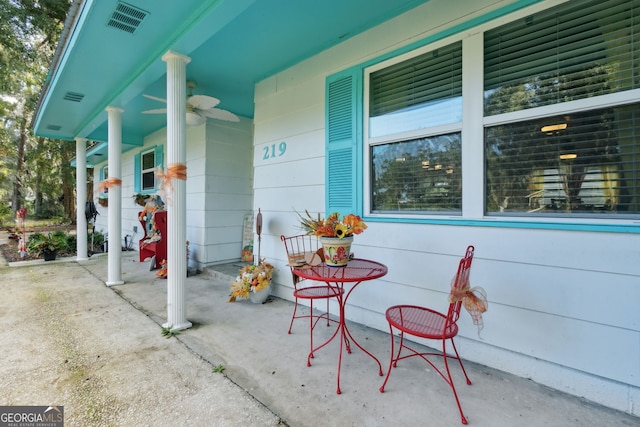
(134, 153, 141, 193)
(155, 145, 164, 168)
(326, 69, 361, 216)
(154, 145, 164, 190)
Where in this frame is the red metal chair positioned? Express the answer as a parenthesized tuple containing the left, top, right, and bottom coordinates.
(280, 235, 343, 356)
(379, 245, 475, 425)
(139, 211, 167, 270)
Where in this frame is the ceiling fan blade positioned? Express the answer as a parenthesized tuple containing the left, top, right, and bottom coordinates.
(142, 108, 167, 114)
(143, 94, 167, 103)
(188, 94, 220, 110)
(199, 108, 240, 122)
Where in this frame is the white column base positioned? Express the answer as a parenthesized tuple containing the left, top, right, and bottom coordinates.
(162, 321, 192, 331)
(76, 256, 89, 262)
(105, 280, 125, 287)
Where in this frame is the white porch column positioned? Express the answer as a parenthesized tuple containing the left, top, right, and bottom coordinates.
(106, 107, 124, 286)
(162, 50, 192, 331)
(75, 137, 88, 261)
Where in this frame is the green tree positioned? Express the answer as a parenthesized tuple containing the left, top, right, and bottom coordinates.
(0, 0, 70, 222)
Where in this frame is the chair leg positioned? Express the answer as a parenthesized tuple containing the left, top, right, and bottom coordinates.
(379, 324, 397, 393)
(288, 297, 299, 334)
(307, 300, 315, 366)
(450, 337, 472, 386)
(443, 338, 469, 425)
(325, 298, 330, 326)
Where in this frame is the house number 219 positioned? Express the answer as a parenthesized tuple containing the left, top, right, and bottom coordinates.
(263, 141, 286, 160)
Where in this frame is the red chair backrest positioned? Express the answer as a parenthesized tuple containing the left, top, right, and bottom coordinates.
(446, 245, 475, 327)
(280, 235, 321, 285)
(281, 234, 319, 264)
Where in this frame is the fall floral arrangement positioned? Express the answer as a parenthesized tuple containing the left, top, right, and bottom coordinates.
(299, 210, 367, 239)
(228, 260, 274, 302)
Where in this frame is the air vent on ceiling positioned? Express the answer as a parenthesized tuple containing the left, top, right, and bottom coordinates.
(47, 124, 62, 131)
(63, 91, 84, 102)
(107, 2, 148, 34)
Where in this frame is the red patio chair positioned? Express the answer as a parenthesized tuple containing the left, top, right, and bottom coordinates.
(280, 235, 343, 354)
(379, 245, 475, 425)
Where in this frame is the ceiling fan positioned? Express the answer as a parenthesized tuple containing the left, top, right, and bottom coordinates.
(142, 80, 239, 126)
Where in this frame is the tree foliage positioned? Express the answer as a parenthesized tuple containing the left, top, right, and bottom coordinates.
(0, 0, 71, 223)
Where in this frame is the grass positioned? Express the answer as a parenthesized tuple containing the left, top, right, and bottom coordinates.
(161, 325, 180, 338)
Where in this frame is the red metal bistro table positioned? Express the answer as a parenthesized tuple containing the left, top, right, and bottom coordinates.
(293, 258, 388, 394)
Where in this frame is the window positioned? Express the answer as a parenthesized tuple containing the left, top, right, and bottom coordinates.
(484, 0, 640, 217)
(486, 105, 639, 215)
(99, 165, 108, 194)
(328, 0, 640, 227)
(134, 145, 164, 193)
(141, 149, 155, 191)
(366, 41, 463, 214)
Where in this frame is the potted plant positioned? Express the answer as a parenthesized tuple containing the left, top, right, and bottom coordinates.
(132, 193, 148, 206)
(228, 259, 274, 303)
(298, 210, 367, 266)
(27, 231, 69, 261)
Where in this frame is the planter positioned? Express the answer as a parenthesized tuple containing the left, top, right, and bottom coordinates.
(43, 250, 58, 261)
(249, 286, 270, 304)
(319, 236, 353, 267)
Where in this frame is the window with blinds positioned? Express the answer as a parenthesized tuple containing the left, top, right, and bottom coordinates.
(369, 41, 462, 138)
(485, 0, 640, 115)
(484, 0, 640, 217)
(371, 133, 461, 213)
(367, 41, 462, 213)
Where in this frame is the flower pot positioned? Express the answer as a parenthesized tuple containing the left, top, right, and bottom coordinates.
(319, 236, 353, 267)
(43, 250, 58, 261)
(249, 286, 270, 304)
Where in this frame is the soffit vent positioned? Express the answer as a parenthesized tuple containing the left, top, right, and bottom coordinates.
(47, 124, 62, 131)
(107, 2, 148, 34)
(63, 91, 84, 102)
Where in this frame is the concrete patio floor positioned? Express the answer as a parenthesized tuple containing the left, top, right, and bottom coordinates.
(4, 248, 638, 426)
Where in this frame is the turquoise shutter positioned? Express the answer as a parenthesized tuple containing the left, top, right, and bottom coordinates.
(154, 145, 164, 168)
(154, 145, 164, 190)
(133, 152, 141, 192)
(325, 69, 360, 216)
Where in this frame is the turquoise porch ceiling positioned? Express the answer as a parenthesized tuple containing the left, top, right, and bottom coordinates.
(34, 0, 430, 162)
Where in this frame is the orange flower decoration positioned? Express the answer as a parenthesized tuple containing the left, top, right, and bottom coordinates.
(299, 210, 367, 239)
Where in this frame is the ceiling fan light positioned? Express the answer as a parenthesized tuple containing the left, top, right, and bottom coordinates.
(186, 111, 205, 126)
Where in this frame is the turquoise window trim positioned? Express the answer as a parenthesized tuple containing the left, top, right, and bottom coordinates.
(363, 216, 640, 234)
(325, 0, 640, 235)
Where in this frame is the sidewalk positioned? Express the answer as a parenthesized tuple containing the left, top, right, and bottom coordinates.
(1, 239, 638, 426)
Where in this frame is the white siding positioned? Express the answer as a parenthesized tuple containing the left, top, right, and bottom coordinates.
(92, 117, 253, 270)
(252, 0, 640, 415)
